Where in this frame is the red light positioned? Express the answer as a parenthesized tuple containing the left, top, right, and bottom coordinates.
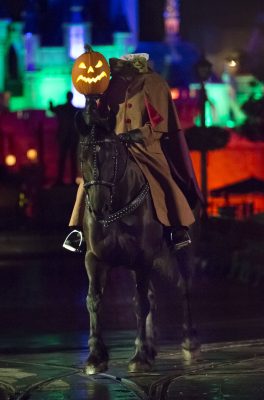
(171, 88, 180, 100)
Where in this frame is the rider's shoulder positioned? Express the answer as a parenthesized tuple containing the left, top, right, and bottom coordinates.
(143, 71, 169, 92)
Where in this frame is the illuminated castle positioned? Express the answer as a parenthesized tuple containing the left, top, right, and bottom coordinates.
(0, 0, 199, 111)
(0, 0, 261, 125)
(0, 0, 138, 111)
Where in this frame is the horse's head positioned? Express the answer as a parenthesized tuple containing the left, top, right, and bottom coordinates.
(80, 126, 127, 220)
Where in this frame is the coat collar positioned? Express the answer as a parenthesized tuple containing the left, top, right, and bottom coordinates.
(126, 73, 147, 98)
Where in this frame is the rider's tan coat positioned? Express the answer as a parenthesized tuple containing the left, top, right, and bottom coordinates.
(70, 71, 196, 227)
(103, 71, 194, 227)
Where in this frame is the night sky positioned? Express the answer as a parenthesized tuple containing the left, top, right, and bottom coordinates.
(3, 0, 264, 43)
(181, 0, 263, 28)
(139, 0, 263, 41)
(1, 0, 27, 20)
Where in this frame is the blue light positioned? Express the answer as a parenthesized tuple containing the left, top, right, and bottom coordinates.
(69, 25, 85, 59)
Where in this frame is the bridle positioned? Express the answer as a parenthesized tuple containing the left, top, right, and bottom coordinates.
(80, 127, 149, 227)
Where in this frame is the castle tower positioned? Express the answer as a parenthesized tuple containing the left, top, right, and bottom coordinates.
(163, 0, 181, 71)
(163, 0, 200, 87)
(63, 4, 92, 59)
(0, 18, 10, 92)
(23, 0, 41, 71)
(164, 0, 180, 45)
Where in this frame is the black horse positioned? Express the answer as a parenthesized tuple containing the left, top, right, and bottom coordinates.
(79, 119, 199, 374)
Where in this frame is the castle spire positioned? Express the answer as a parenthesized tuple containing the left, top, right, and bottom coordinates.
(22, 0, 41, 71)
(63, 2, 91, 59)
(162, 0, 182, 83)
(164, 0, 180, 42)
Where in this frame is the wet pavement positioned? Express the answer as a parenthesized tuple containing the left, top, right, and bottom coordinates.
(0, 331, 264, 399)
(0, 229, 264, 399)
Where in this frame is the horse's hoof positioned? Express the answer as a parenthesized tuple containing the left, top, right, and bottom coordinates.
(147, 347, 157, 363)
(181, 344, 201, 362)
(128, 360, 152, 373)
(181, 335, 201, 363)
(85, 361, 108, 375)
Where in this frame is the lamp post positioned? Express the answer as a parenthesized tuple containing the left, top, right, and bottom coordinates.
(195, 55, 212, 213)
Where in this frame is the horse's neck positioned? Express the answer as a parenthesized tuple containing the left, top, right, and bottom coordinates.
(112, 155, 146, 210)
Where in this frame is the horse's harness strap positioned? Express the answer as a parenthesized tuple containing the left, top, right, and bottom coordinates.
(92, 182, 150, 227)
(84, 180, 115, 188)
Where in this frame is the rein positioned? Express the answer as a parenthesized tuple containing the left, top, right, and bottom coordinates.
(88, 182, 150, 227)
(80, 128, 149, 227)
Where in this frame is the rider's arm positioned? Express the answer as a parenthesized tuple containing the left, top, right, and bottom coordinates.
(136, 77, 180, 147)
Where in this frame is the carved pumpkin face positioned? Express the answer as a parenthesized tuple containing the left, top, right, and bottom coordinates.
(72, 48, 110, 95)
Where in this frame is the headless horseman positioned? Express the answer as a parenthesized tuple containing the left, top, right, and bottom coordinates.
(63, 53, 203, 252)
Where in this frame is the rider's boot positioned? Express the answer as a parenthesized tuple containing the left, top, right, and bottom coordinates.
(62, 227, 85, 253)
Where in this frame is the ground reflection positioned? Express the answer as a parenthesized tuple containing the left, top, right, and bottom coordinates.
(86, 381, 110, 400)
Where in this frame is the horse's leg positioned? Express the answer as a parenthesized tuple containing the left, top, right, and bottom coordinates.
(85, 252, 109, 375)
(128, 270, 152, 372)
(146, 279, 158, 363)
(176, 247, 200, 361)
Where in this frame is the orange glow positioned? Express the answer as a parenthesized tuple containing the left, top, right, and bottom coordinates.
(165, 19, 179, 34)
(171, 88, 180, 100)
(227, 59, 237, 67)
(5, 154, 16, 166)
(75, 176, 83, 184)
(190, 132, 264, 218)
(27, 148, 38, 162)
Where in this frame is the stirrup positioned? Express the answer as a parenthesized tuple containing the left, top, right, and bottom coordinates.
(171, 230, 192, 251)
(62, 229, 84, 253)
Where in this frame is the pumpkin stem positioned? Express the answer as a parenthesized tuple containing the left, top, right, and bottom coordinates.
(84, 44, 93, 53)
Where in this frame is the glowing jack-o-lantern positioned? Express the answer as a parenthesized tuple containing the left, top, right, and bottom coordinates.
(72, 46, 110, 95)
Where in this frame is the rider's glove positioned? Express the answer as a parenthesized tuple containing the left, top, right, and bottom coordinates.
(118, 129, 144, 144)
